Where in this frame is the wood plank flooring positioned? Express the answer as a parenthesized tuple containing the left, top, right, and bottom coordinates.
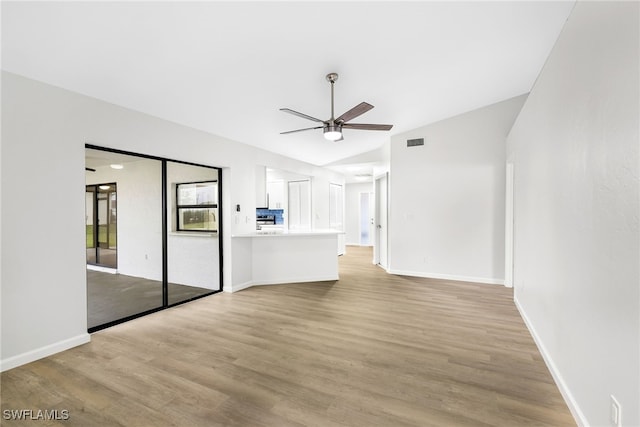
(1, 246, 575, 426)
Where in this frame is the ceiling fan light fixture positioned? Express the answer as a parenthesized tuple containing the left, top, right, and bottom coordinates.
(323, 124, 342, 141)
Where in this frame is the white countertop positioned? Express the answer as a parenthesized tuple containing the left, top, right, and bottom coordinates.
(232, 229, 343, 238)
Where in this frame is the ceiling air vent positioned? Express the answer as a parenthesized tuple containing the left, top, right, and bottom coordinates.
(407, 138, 424, 147)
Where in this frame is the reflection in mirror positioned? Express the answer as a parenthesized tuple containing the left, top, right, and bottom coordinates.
(85, 148, 163, 329)
(167, 162, 220, 305)
(176, 182, 218, 231)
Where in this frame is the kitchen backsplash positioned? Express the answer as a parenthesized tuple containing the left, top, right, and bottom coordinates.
(256, 208, 284, 225)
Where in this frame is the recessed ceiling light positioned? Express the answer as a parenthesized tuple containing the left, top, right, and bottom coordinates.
(354, 174, 372, 181)
(99, 185, 110, 190)
(110, 164, 124, 170)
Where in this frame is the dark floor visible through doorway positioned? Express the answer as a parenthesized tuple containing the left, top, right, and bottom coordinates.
(87, 270, 214, 329)
(86, 248, 117, 268)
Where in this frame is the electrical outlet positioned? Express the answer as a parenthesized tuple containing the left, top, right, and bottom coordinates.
(610, 395, 621, 427)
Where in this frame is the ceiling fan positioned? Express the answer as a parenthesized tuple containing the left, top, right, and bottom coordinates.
(280, 73, 393, 141)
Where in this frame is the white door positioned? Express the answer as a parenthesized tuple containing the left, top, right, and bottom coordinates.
(374, 174, 388, 268)
(359, 192, 374, 246)
(330, 183, 345, 255)
(505, 163, 514, 287)
(288, 180, 311, 230)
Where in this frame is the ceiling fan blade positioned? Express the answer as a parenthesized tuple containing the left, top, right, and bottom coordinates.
(280, 126, 323, 135)
(335, 102, 374, 123)
(280, 108, 324, 123)
(342, 123, 393, 131)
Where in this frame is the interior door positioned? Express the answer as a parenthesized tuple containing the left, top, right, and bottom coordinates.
(329, 183, 345, 255)
(86, 183, 117, 269)
(288, 180, 311, 230)
(86, 188, 96, 264)
(360, 192, 374, 246)
(368, 191, 375, 246)
(505, 163, 514, 287)
(374, 174, 388, 268)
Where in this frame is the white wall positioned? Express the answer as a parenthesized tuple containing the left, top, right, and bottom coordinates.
(87, 158, 163, 280)
(1, 73, 91, 371)
(507, 2, 639, 425)
(389, 95, 527, 284)
(1, 71, 344, 370)
(345, 182, 373, 246)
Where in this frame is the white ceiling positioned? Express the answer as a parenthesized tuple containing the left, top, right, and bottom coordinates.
(85, 147, 149, 170)
(2, 1, 575, 171)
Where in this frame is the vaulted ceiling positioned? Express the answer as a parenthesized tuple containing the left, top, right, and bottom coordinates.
(2, 1, 575, 168)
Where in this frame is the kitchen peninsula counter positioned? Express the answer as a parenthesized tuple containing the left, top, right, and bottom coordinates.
(232, 229, 342, 237)
(230, 230, 342, 292)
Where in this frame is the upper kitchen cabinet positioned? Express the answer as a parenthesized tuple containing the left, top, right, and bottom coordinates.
(267, 180, 285, 209)
(255, 165, 267, 208)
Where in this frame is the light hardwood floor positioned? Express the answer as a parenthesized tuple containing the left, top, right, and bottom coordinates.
(1, 246, 575, 426)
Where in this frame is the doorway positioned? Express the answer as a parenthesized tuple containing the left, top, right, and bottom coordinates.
(86, 183, 117, 269)
(505, 163, 514, 287)
(359, 192, 374, 246)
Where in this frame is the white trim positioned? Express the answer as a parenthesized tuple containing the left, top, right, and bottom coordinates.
(388, 269, 504, 285)
(0, 333, 91, 372)
(252, 275, 338, 286)
(227, 280, 253, 293)
(227, 276, 339, 293)
(375, 262, 390, 273)
(514, 295, 586, 426)
(86, 264, 117, 274)
(504, 162, 515, 288)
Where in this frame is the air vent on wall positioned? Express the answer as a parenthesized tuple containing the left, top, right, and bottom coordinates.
(407, 138, 424, 147)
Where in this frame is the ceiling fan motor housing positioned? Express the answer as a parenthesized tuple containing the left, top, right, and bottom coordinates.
(323, 123, 342, 141)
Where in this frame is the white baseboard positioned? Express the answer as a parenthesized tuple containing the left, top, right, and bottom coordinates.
(228, 276, 339, 293)
(252, 275, 339, 287)
(0, 333, 91, 372)
(514, 295, 587, 426)
(375, 263, 390, 272)
(227, 280, 253, 293)
(86, 264, 117, 274)
(387, 268, 504, 286)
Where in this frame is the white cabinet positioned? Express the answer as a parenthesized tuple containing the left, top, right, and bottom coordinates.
(288, 180, 311, 230)
(267, 181, 285, 210)
(255, 165, 267, 208)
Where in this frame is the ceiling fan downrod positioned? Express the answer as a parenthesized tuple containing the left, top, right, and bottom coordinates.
(326, 72, 338, 122)
(324, 73, 341, 139)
